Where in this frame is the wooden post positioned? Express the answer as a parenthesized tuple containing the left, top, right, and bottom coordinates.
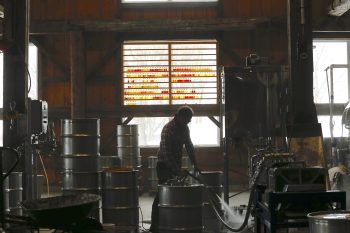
(70, 31, 86, 118)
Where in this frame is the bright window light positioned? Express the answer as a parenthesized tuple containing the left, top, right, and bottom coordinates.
(0, 43, 38, 146)
(313, 41, 348, 104)
(124, 116, 220, 146)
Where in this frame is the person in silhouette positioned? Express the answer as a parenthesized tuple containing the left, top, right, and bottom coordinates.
(149, 105, 198, 233)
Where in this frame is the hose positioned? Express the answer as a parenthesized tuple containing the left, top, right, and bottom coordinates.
(1, 147, 20, 181)
(188, 160, 265, 232)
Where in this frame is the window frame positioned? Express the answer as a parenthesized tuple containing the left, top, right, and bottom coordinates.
(313, 37, 350, 138)
(121, 0, 218, 8)
(120, 39, 220, 118)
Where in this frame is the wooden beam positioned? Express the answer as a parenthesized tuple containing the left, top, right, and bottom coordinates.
(30, 18, 274, 34)
(70, 31, 86, 118)
(31, 37, 69, 77)
(87, 40, 122, 81)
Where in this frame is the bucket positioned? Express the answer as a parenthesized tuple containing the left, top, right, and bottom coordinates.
(101, 169, 139, 229)
(308, 210, 350, 233)
(116, 125, 141, 168)
(159, 184, 203, 233)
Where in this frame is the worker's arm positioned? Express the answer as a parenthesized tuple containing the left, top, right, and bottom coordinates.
(184, 126, 197, 169)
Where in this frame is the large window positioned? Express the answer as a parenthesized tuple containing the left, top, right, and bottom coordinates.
(123, 40, 218, 106)
(122, 40, 219, 146)
(313, 40, 349, 137)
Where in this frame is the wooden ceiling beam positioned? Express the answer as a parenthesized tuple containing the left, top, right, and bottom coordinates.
(30, 17, 275, 34)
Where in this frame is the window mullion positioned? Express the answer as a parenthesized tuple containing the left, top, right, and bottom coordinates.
(168, 43, 172, 105)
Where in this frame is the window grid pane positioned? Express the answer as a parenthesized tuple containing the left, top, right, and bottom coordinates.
(123, 40, 217, 106)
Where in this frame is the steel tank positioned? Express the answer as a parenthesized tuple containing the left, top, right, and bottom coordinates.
(148, 156, 158, 192)
(159, 184, 203, 233)
(101, 168, 139, 230)
(60, 118, 101, 219)
(308, 210, 350, 233)
(116, 125, 141, 168)
(3, 172, 23, 215)
(201, 171, 223, 233)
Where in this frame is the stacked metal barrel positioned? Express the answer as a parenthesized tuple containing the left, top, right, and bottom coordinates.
(101, 168, 139, 231)
(148, 156, 158, 192)
(201, 171, 223, 233)
(116, 125, 141, 169)
(3, 172, 23, 215)
(61, 118, 101, 218)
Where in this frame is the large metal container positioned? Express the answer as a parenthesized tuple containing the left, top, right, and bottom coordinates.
(60, 118, 101, 210)
(3, 172, 23, 215)
(63, 155, 99, 172)
(62, 172, 100, 190)
(101, 169, 139, 229)
(116, 125, 141, 168)
(308, 210, 350, 233)
(200, 171, 223, 233)
(159, 184, 203, 233)
(99, 156, 121, 171)
(61, 118, 100, 156)
(148, 156, 158, 192)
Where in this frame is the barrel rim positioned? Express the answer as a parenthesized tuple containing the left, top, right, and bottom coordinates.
(308, 210, 350, 221)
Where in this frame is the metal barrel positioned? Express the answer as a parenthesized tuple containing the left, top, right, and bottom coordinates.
(148, 156, 158, 192)
(308, 210, 350, 233)
(63, 155, 99, 172)
(159, 184, 203, 233)
(61, 118, 100, 156)
(200, 171, 223, 233)
(3, 172, 23, 215)
(116, 125, 141, 168)
(99, 156, 121, 171)
(101, 168, 139, 229)
(60, 118, 101, 221)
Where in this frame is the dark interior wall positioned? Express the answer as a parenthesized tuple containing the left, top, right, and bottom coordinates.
(29, 0, 332, 189)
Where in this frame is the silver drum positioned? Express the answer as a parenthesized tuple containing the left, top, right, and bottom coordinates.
(159, 184, 203, 233)
(308, 210, 350, 233)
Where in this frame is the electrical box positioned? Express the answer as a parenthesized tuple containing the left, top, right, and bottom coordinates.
(28, 99, 48, 135)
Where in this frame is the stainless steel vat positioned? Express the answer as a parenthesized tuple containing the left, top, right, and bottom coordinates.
(308, 211, 350, 233)
(101, 169, 139, 229)
(159, 184, 203, 233)
(116, 125, 141, 168)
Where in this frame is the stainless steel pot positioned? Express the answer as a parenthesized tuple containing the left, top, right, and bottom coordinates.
(308, 210, 350, 233)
